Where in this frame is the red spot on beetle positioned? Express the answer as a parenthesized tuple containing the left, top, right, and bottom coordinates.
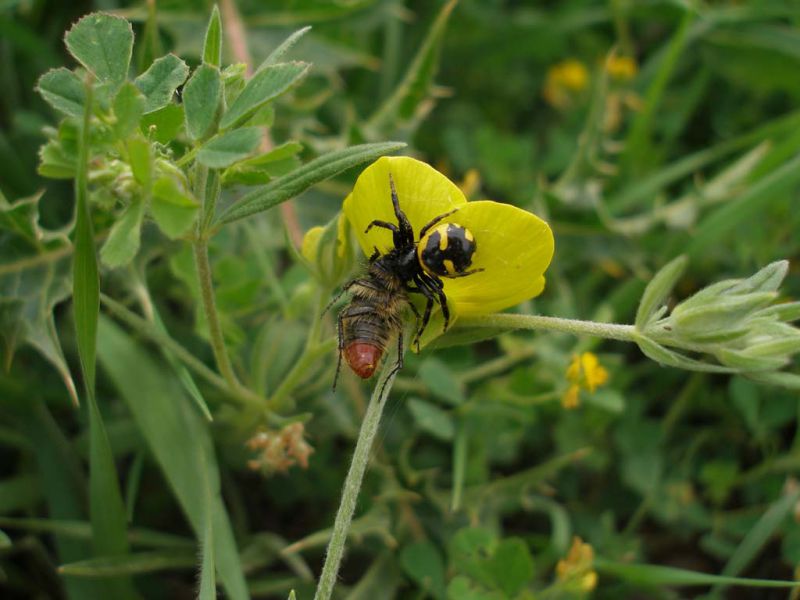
(344, 342, 383, 378)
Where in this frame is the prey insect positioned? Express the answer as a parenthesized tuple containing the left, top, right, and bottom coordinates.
(328, 173, 482, 392)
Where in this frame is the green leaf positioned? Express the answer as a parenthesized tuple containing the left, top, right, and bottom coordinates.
(488, 538, 534, 597)
(221, 140, 302, 186)
(100, 200, 145, 267)
(97, 317, 249, 600)
(203, 6, 222, 68)
(126, 137, 152, 186)
(635, 255, 687, 329)
(408, 398, 454, 442)
(219, 61, 310, 130)
(688, 153, 800, 257)
(0, 517, 194, 549)
(367, 0, 456, 133)
(73, 79, 98, 399)
(196, 127, 261, 169)
(217, 141, 406, 225)
(184, 64, 222, 141)
(59, 550, 196, 577)
(36, 68, 86, 118)
(151, 177, 199, 239)
(65, 13, 133, 91)
(634, 334, 736, 374)
(198, 454, 217, 600)
(140, 103, 184, 144)
(400, 541, 446, 600)
(596, 557, 800, 589)
(86, 391, 132, 561)
(134, 53, 189, 114)
(0, 192, 77, 404)
(418, 357, 464, 405)
(112, 82, 145, 140)
(257, 26, 312, 70)
(0, 530, 10, 549)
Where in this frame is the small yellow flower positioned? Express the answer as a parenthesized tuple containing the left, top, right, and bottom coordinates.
(343, 157, 554, 320)
(562, 352, 609, 408)
(556, 536, 598, 592)
(605, 55, 638, 82)
(543, 59, 589, 109)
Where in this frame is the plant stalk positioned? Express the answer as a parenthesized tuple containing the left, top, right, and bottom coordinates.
(314, 357, 398, 600)
(458, 313, 636, 342)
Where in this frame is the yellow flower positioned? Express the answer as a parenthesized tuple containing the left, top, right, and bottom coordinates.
(556, 536, 598, 592)
(562, 352, 609, 408)
(543, 59, 589, 108)
(342, 157, 554, 321)
(605, 55, 638, 82)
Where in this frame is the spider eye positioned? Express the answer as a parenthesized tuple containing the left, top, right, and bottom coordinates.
(417, 222, 476, 277)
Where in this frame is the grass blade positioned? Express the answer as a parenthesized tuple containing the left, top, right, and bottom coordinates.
(59, 551, 196, 577)
(97, 316, 249, 600)
(217, 142, 406, 225)
(596, 558, 800, 589)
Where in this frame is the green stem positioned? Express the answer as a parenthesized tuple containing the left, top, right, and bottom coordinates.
(193, 240, 242, 390)
(267, 289, 331, 411)
(267, 339, 337, 411)
(458, 313, 636, 342)
(314, 357, 399, 600)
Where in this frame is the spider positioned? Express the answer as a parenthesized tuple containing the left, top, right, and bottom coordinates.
(331, 173, 482, 390)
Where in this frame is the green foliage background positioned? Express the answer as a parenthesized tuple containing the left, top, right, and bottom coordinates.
(1, 1, 800, 599)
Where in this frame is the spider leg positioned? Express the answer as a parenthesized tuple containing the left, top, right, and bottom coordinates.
(419, 208, 460, 238)
(333, 311, 345, 391)
(377, 328, 404, 400)
(322, 279, 358, 315)
(411, 274, 438, 349)
(365, 220, 399, 234)
(388, 173, 415, 246)
(421, 272, 450, 331)
(446, 267, 485, 278)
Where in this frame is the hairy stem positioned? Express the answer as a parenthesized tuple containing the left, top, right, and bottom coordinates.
(458, 313, 637, 342)
(314, 357, 399, 600)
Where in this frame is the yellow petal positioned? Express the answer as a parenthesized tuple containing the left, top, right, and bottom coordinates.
(343, 156, 467, 257)
(438, 200, 554, 315)
(301, 226, 324, 264)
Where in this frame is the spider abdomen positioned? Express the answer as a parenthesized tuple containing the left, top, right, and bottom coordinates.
(417, 222, 477, 277)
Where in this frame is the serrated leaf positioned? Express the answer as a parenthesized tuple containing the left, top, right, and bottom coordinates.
(217, 141, 406, 225)
(112, 82, 144, 139)
(635, 255, 687, 329)
(97, 318, 249, 600)
(100, 200, 145, 267)
(219, 61, 310, 130)
(203, 6, 222, 67)
(140, 103, 184, 144)
(196, 127, 261, 169)
(36, 68, 86, 118)
(0, 192, 77, 404)
(151, 177, 199, 238)
(134, 53, 189, 114)
(65, 13, 133, 91)
(257, 26, 312, 70)
(184, 64, 222, 140)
